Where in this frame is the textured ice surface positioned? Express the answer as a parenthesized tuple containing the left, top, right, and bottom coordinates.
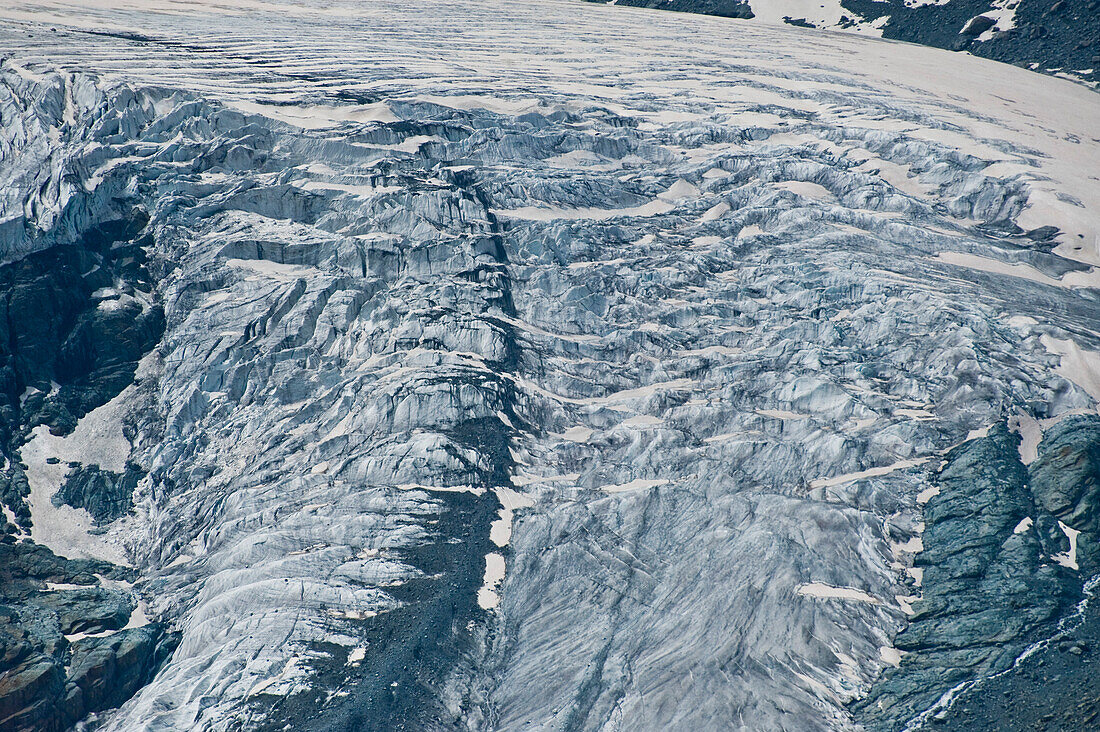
(1, 0, 1099, 730)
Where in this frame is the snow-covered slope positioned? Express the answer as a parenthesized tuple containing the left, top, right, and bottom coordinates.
(0, 1, 1099, 730)
(591, 0, 1100, 89)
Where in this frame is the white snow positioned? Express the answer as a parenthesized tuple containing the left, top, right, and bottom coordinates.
(756, 408, 808, 420)
(84, 155, 145, 191)
(492, 198, 675, 222)
(602, 478, 670, 493)
(895, 407, 935, 420)
(893, 536, 923, 555)
(895, 594, 919, 615)
(495, 315, 600, 344)
(1013, 517, 1033, 534)
(741, 0, 884, 35)
(125, 600, 151, 629)
(594, 379, 695, 406)
(773, 180, 834, 201)
(974, 0, 1019, 42)
(810, 458, 928, 490)
(291, 179, 401, 197)
(477, 552, 506, 610)
(225, 258, 318, 280)
(230, 100, 397, 129)
(20, 387, 134, 564)
(916, 485, 940, 504)
(935, 252, 1100, 290)
(1053, 521, 1081, 570)
(658, 178, 700, 201)
(1008, 413, 1042, 464)
(700, 202, 730, 222)
(619, 415, 664, 428)
(552, 425, 594, 443)
(966, 425, 992, 440)
(852, 155, 931, 197)
(796, 583, 879, 605)
(1041, 335, 1100, 406)
(395, 483, 486, 496)
(879, 646, 902, 667)
(1, 504, 22, 536)
(490, 486, 535, 547)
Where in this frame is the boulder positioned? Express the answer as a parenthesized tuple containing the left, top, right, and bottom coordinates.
(961, 15, 997, 37)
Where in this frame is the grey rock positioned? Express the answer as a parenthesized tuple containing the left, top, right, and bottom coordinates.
(66, 626, 163, 718)
(53, 463, 143, 525)
(31, 588, 133, 636)
(0, 654, 66, 732)
(1028, 415, 1100, 575)
(612, 0, 754, 19)
(856, 419, 1100, 729)
(960, 15, 997, 37)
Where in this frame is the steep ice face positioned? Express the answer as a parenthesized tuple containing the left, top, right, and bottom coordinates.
(1, 1, 1099, 730)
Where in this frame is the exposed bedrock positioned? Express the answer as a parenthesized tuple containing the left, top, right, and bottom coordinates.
(855, 416, 1100, 730)
(601, 0, 755, 19)
(0, 540, 177, 732)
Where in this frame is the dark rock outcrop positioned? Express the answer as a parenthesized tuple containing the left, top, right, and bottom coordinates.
(960, 15, 997, 37)
(783, 16, 817, 28)
(855, 417, 1100, 730)
(0, 619, 177, 732)
(0, 213, 164, 533)
(0, 541, 177, 732)
(66, 626, 173, 722)
(53, 463, 144, 525)
(1029, 416, 1100, 575)
(588, 0, 754, 19)
(32, 588, 133, 637)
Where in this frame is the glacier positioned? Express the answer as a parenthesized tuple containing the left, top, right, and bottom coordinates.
(0, 1, 1099, 730)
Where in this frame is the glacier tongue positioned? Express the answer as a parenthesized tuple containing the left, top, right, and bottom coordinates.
(1, 1, 1100, 730)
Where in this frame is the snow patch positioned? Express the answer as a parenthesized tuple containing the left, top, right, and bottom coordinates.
(490, 486, 535, 548)
(477, 552, 506, 610)
(1053, 521, 1080, 570)
(916, 485, 940, 504)
(1041, 335, 1100, 406)
(935, 252, 1100, 290)
(797, 582, 879, 604)
(879, 646, 902, 667)
(553, 425, 594, 443)
(229, 100, 397, 129)
(756, 408, 808, 420)
(20, 387, 134, 565)
(1008, 413, 1042, 465)
(602, 477, 669, 493)
(810, 458, 928, 490)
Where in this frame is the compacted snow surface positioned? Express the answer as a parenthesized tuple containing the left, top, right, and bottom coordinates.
(1, 0, 1099, 730)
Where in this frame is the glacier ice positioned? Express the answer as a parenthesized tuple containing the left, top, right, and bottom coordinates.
(0, 0, 1099, 730)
